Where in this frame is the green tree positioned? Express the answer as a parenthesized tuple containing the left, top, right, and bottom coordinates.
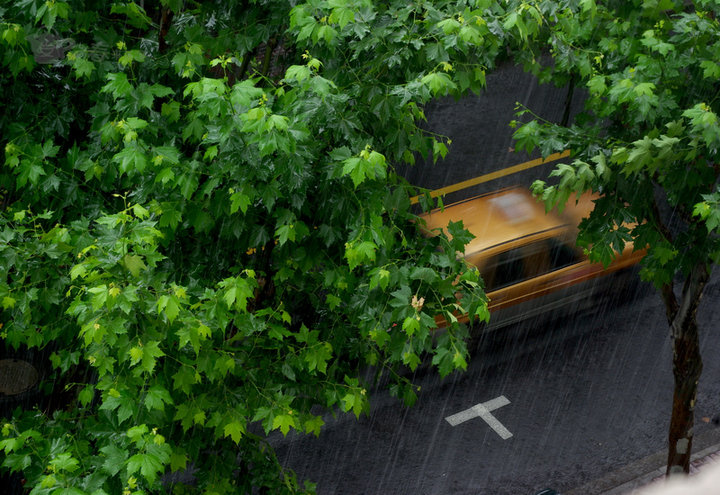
(0, 1, 531, 492)
(511, 0, 720, 476)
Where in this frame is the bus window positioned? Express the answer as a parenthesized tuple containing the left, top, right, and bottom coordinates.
(547, 237, 582, 271)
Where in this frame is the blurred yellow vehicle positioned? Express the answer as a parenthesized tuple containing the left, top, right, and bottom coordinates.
(420, 187, 645, 328)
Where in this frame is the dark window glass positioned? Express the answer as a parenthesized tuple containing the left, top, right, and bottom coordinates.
(484, 247, 527, 291)
(547, 237, 581, 270)
(483, 236, 582, 292)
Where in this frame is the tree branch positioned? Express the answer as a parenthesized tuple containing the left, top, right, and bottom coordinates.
(660, 282, 679, 326)
(651, 188, 675, 245)
(262, 37, 278, 78)
(236, 49, 253, 82)
(158, 8, 174, 54)
(671, 262, 710, 339)
(560, 74, 576, 127)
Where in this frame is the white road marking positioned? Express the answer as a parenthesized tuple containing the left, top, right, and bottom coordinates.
(445, 395, 513, 439)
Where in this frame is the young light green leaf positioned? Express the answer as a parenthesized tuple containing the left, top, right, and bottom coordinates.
(223, 421, 245, 444)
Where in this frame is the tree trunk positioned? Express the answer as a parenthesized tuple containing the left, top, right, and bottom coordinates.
(666, 317, 702, 475)
(661, 262, 710, 475)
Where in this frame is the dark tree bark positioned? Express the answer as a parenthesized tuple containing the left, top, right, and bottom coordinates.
(261, 37, 278, 77)
(560, 74, 576, 127)
(158, 8, 174, 54)
(660, 262, 710, 475)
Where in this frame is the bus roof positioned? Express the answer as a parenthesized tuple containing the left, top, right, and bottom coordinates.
(420, 187, 595, 257)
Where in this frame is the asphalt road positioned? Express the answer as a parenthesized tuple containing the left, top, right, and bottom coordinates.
(398, 60, 585, 206)
(275, 273, 720, 494)
(274, 64, 720, 494)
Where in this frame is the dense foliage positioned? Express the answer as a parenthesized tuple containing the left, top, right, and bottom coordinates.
(0, 0, 532, 493)
(510, 0, 720, 474)
(5, 0, 719, 491)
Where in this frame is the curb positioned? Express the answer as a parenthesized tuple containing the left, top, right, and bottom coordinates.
(565, 428, 720, 495)
(600, 442, 720, 495)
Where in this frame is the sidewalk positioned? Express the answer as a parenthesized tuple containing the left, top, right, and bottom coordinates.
(566, 428, 720, 495)
(602, 443, 720, 495)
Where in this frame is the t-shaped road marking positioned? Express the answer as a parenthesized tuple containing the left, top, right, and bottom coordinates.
(445, 395, 513, 439)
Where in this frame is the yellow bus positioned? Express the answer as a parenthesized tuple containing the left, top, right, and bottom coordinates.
(421, 187, 645, 328)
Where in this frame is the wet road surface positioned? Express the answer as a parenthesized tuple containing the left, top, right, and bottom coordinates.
(275, 274, 720, 494)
